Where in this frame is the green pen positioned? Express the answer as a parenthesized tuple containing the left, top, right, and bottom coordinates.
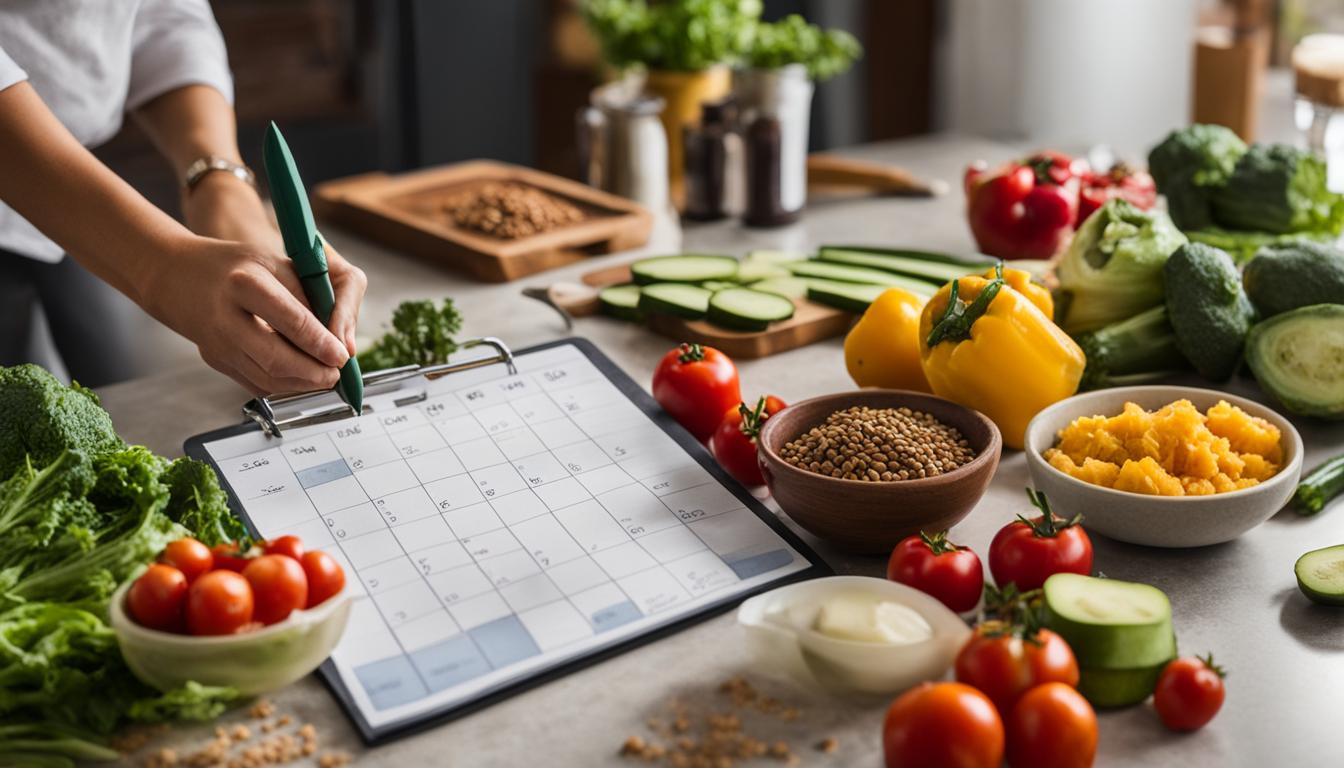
(262, 121, 364, 414)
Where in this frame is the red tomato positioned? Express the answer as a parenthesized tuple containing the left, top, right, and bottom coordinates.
(887, 531, 984, 613)
(243, 554, 309, 625)
(160, 537, 213, 583)
(186, 570, 255, 635)
(263, 535, 305, 561)
(127, 564, 189, 632)
(301, 550, 346, 608)
(1007, 682, 1098, 768)
(1154, 655, 1226, 732)
(709, 395, 786, 486)
(955, 622, 1080, 716)
(652, 343, 741, 442)
(989, 489, 1092, 591)
(883, 682, 1004, 768)
(210, 542, 256, 573)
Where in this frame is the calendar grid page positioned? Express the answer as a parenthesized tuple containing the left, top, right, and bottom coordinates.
(198, 342, 817, 734)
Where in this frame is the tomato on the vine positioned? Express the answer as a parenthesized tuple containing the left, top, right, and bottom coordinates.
(160, 537, 213, 583)
(243, 554, 309, 625)
(887, 530, 984, 613)
(1007, 682, 1098, 768)
(1154, 654, 1226, 732)
(955, 620, 1079, 716)
(710, 395, 785, 486)
(186, 570, 255, 636)
(989, 489, 1092, 591)
(128, 563, 189, 632)
(652, 343, 741, 442)
(883, 682, 1004, 768)
(210, 541, 256, 573)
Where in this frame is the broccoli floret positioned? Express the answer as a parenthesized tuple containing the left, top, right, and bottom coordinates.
(1148, 124, 1247, 231)
(358, 298, 464, 371)
(161, 457, 248, 546)
(1211, 144, 1344, 236)
(1075, 306, 1189, 391)
(0, 365, 123, 479)
(1164, 242, 1256, 381)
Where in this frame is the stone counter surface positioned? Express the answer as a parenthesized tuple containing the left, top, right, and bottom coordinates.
(97, 135, 1344, 767)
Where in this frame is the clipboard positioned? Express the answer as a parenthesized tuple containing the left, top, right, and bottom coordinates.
(186, 337, 830, 744)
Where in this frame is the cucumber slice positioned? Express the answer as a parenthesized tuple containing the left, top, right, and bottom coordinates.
(735, 260, 790, 283)
(700, 280, 739, 292)
(706, 288, 796, 331)
(805, 282, 891, 313)
(787, 261, 940, 295)
(630, 254, 739, 285)
(748, 277, 810, 301)
(745, 249, 808, 264)
(818, 244, 994, 266)
(817, 247, 983, 284)
(637, 283, 712, 319)
(1077, 663, 1171, 709)
(1245, 304, 1344, 419)
(1295, 544, 1344, 606)
(597, 284, 643, 322)
(1042, 573, 1176, 669)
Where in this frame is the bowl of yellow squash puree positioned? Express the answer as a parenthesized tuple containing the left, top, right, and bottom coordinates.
(1025, 386, 1303, 548)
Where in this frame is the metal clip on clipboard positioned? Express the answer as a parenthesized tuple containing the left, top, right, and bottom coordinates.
(242, 337, 516, 437)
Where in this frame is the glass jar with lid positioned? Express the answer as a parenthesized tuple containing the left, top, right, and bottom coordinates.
(1294, 34, 1344, 193)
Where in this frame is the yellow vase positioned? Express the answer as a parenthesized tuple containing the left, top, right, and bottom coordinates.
(643, 66, 732, 209)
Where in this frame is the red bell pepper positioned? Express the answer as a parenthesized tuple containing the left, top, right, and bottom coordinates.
(964, 151, 1082, 261)
(1077, 162, 1157, 227)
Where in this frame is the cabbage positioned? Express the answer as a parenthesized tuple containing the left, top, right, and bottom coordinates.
(1055, 199, 1188, 335)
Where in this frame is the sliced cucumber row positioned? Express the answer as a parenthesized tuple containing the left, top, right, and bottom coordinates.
(638, 283, 713, 319)
(748, 276, 810, 301)
(597, 284, 643, 321)
(707, 288, 796, 331)
(817, 244, 995, 267)
(631, 254, 739, 285)
(786, 260, 939, 295)
(817, 247, 984, 284)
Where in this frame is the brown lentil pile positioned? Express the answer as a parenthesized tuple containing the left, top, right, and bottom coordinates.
(124, 698, 350, 768)
(440, 181, 585, 239)
(780, 406, 975, 481)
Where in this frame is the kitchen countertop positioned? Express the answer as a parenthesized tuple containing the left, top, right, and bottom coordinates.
(98, 134, 1344, 767)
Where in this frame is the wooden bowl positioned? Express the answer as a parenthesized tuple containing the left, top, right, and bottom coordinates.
(757, 390, 1002, 554)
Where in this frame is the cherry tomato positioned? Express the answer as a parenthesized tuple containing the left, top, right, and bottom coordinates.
(301, 550, 346, 608)
(709, 395, 786, 486)
(160, 537, 213, 583)
(127, 564, 189, 632)
(1007, 682, 1098, 768)
(883, 682, 1004, 768)
(186, 570, 254, 636)
(243, 554, 309, 625)
(989, 489, 1092, 591)
(210, 542, 256, 572)
(652, 343, 741, 442)
(955, 622, 1080, 716)
(263, 535, 305, 561)
(1154, 655, 1226, 732)
(887, 531, 984, 613)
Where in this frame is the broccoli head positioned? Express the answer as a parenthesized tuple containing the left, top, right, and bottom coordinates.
(161, 457, 248, 546)
(0, 364, 122, 478)
(1211, 144, 1344, 235)
(1163, 242, 1256, 381)
(1147, 124, 1247, 231)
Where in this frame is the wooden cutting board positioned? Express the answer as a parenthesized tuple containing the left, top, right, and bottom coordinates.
(539, 263, 856, 359)
(312, 161, 654, 283)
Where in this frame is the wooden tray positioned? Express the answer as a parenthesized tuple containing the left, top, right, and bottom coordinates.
(312, 161, 654, 283)
(544, 263, 855, 359)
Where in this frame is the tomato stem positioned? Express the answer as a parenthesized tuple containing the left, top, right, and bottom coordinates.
(1021, 487, 1083, 538)
(676, 342, 706, 364)
(737, 397, 769, 441)
(1199, 652, 1228, 678)
(919, 530, 962, 556)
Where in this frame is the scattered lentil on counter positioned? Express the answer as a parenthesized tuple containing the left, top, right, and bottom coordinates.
(123, 699, 350, 768)
(780, 406, 975, 481)
(440, 181, 585, 239)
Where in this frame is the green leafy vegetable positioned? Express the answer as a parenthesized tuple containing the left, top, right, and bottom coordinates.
(0, 365, 121, 479)
(581, 0, 762, 71)
(744, 14, 860, 80)
(1296, 453, 1344, 516)
(1075, 306, 1188, 391)
(1163, 242, 1256, 382)
(359, 298, 464, 371)
(1147, 124, 1247, 231)
(1184, 226, 1329, 263)
(1054, 198, 1187, 335)
(127, 681, 238, 723)
(1212, 144, 1344, 235)
(162, 457, 249, 547)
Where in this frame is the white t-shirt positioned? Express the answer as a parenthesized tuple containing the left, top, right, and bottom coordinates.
(0, 0, 234, 262)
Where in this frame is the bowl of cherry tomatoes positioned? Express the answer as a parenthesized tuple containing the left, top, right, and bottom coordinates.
(109, 535, 350, 696)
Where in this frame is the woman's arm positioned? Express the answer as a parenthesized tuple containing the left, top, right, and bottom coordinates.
(0, 81, 359, 395)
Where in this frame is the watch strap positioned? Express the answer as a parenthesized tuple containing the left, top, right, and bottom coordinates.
(184, 156, 258, 192)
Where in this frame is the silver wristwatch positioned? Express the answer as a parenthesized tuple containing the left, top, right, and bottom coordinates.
(183, 156, 258, 193)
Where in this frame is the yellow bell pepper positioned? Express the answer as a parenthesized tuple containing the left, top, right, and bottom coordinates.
(987, 266, 1054, 320)
(844, 287, 931, 392)
(919, 266, 1084, 449)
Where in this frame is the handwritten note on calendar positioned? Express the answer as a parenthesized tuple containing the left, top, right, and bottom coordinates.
(194, 341, 820, 737)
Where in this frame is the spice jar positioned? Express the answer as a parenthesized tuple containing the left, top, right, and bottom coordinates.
(1294, 34, 1344, 193)
(682, 99, 742, 221)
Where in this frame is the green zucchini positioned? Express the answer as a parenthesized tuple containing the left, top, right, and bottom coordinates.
(1296, 453, 1344, 515)
(1295, 544, 1344, 606)
(1042, 573, 1176, 669)
(787, 261, 940, 295)
(630, 254, 739, 285)
(706, 288, 796, 331)
(745, 249, 808, 264)
(806, 282, 892, 314)
(700, 280, 739, 292)
(597, 284, 643, 322)
(1244, 303, 1344, 419)
(735, 260, 790, 283)
(748, 276, 810, 301)
(816, 247, 984, 284)
(1078, 663, 1170, 709)
(818, 244, 994, 266)
(637, 283, 712, 319)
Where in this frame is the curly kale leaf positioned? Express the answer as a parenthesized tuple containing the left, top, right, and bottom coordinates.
(358, 298, 464, 371)
(161, 458, 247, 547)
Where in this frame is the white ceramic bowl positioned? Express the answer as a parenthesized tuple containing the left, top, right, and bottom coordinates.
(1025, 386, 1304, 548)
(110, 576, 351, 695)
(737, 576, 970, 696)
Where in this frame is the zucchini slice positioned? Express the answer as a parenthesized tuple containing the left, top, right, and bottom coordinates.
(735, 260, 790, 283)
(706, 288, 796, 331)
(745, 249, 809, 264)
(1042, 573, 1176, 669)
(748, 276, 810, 301)
(700, 280, 739, 292)
(787, 261, 939, 295)
(597, 284, 643, 322)
(805, 282, 891, 314)
(1077, 663, 1171, 709)
(637, 283, 712, 319)
(1295, 544, 1344, 606)
(818, 244, 994, 266)
(817, 247, 983, 284)
(1245, 303, 1344, 419)
(631, 254, 739, 285)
